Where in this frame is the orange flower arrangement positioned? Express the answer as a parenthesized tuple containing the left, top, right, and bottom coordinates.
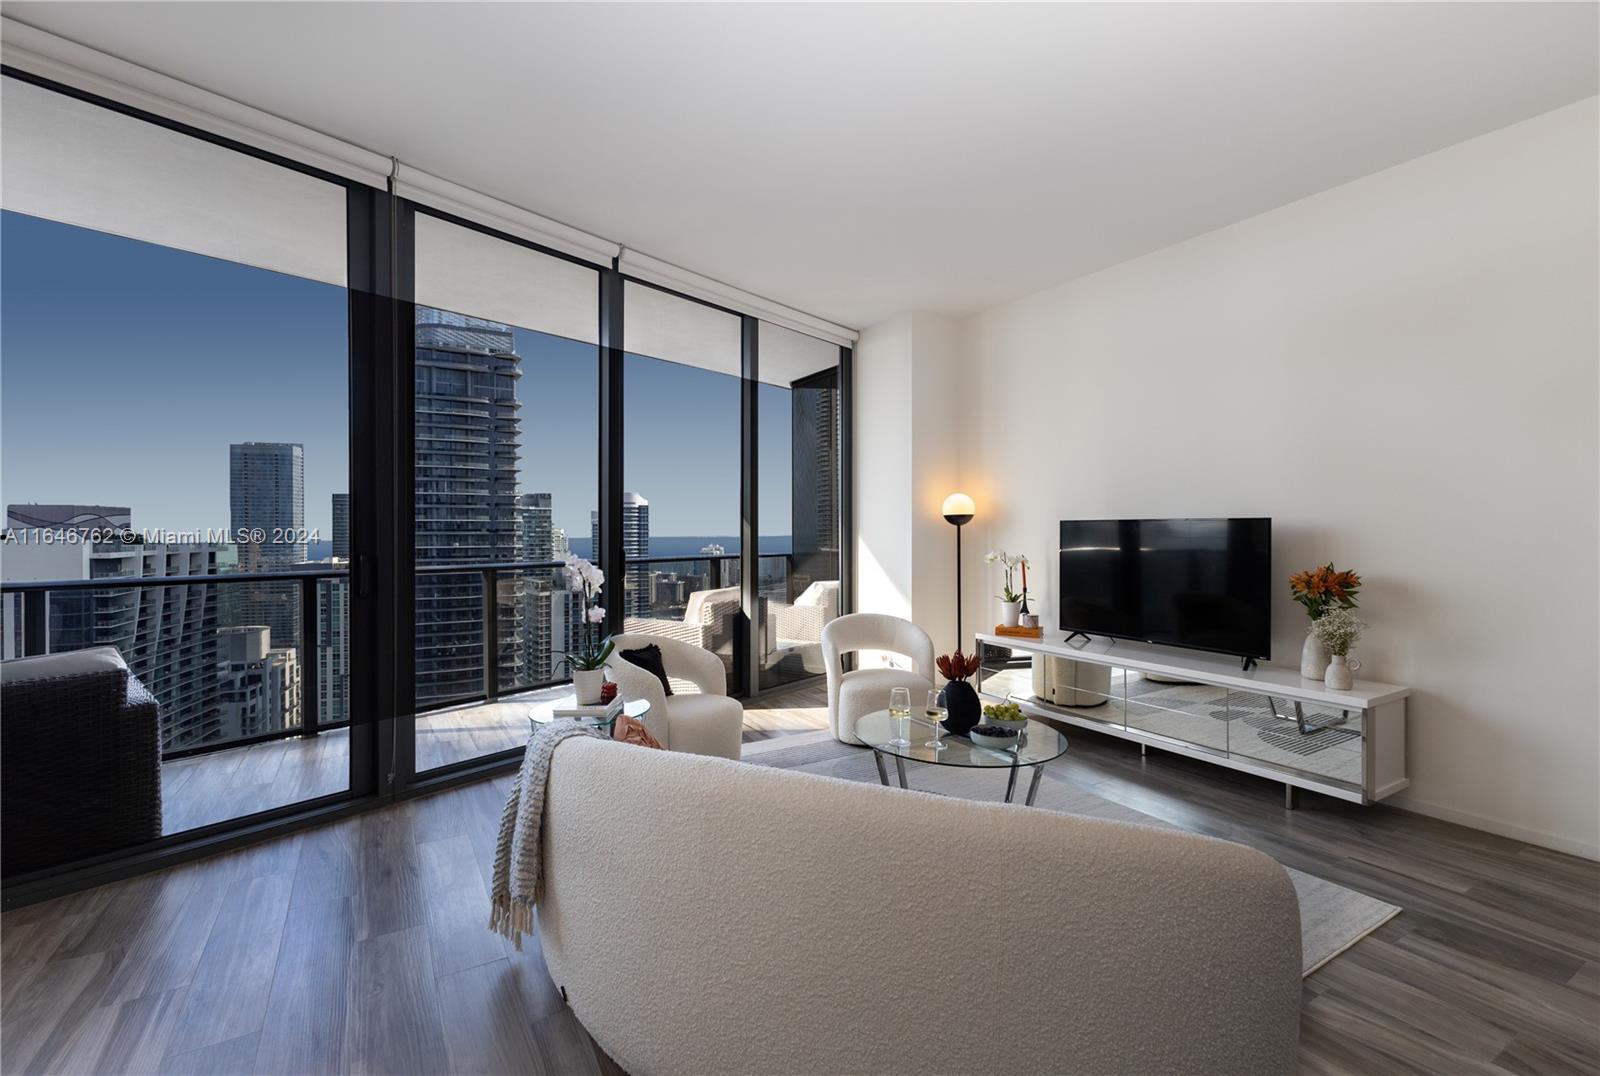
(1289, 563, 1362, 620)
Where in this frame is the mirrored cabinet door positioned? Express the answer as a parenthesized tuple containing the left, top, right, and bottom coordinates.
(1224, 690, 1366, 791)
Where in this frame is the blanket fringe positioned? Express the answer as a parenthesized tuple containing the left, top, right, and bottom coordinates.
(488, 895, 534, 951)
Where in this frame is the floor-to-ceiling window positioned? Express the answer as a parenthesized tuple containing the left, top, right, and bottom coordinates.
(0, 74, 358, 861)
(757, 323, 844, 690)
(0, 70, 853, 899)
(410, 212, 599, 772)
(620, 282, 745, 687)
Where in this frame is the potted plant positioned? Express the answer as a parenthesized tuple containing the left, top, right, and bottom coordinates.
(1311, 608, 1366, 690)
(559, 553, 614, 704)
(1289, 563, 1361, 680)
(985, 550, 1029, 628)
(935, 650, 983, 735)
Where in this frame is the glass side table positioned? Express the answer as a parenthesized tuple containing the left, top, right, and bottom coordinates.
(529, 695, 651, 738)
(855, 710, 1068, 806)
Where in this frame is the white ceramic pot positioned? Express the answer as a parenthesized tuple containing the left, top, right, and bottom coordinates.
(1300, 630, 1328, 680)
(999, 600, 1023, 628)
(573, 668, 606, 705)
(1324, 654, 1360, 691)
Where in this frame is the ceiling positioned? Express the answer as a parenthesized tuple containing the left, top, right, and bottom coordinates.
(5, 2, 1596, 329)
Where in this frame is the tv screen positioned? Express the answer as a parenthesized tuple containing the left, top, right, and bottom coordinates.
(1058, 518, 1271, 660)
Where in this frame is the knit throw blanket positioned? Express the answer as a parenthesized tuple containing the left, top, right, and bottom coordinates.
(488, 718, 605, 949)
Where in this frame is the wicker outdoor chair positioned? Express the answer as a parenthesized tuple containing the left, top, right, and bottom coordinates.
(1, 646, 163, 878)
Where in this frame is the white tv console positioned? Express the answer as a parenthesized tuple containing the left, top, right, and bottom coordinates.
(974, 632, 1409, 808)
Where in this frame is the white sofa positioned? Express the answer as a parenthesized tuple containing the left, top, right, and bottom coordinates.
(820, 612, 936, 743)
(605, 632, 743, 759)
(538, 737, 1303, 1076)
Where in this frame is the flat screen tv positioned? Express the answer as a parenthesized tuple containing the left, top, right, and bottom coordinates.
(1058, 518, 1272, 661)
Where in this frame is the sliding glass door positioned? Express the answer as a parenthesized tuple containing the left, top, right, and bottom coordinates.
(620, 283, 745, 688)
(756, 323, 845, 691)
(0, 73, 364, 870)
(409, 211, 600, 773)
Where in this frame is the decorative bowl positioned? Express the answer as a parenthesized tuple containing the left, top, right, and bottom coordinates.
(985, 715, 1029, 734)
(969, 725, 1021, 750)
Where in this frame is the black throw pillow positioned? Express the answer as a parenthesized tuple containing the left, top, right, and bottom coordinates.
(620, 644, 673, 696)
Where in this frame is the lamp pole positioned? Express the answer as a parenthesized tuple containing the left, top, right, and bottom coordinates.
(941, 493, 975, 653)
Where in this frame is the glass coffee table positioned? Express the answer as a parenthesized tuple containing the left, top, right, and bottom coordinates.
(855, 710, 1068, 806)
(529, 695, 650, 736)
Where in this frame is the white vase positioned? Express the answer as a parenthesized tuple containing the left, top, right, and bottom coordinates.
(1324, 654, 1359, 691)
(999, 600, 1022, 628)
(573, 668, 606, 705)
(1301, 630, 1328, 680)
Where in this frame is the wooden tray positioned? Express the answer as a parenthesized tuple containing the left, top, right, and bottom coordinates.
(993, 624, 1044, 639)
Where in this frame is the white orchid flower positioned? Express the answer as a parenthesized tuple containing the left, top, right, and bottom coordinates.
(587, 606, 606, 624)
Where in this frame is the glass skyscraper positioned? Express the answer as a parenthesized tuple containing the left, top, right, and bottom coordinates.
(414, 307, 524, 704)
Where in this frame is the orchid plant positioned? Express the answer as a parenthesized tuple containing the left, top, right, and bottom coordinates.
(984, 550, 1030, 604)
(559, 553, 614, 673)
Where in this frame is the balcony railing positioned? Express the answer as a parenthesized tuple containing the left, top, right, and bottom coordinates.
(3, 551, 827, 757)
(3, 567, 347, 759)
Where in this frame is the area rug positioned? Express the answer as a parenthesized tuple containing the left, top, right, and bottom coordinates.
(748, 733, 1399, 976)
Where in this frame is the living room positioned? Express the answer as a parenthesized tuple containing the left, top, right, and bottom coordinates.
(1, 4, 1596, 1075)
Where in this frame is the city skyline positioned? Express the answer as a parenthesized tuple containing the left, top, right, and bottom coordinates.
(1, 210, 805, 540)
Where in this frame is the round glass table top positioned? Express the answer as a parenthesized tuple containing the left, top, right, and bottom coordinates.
(529, 695, 649, 732)
(855, 710, 1068, 769)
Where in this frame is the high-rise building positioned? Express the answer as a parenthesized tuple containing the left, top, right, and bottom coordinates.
(592, 492, 650, 616)
(516, 493, 558, 683)
(229, 442, 306, 646)
(414, 307, 524, 703)
(216, 625, 301, 741)
(230, 442, 306, 566)
(331, 493, 349, 559)
(314, 564, 350, 726)
(790, 371, 841, 592)
(2, 504, 223, 750)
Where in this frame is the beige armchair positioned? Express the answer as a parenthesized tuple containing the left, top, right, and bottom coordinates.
(623, 585, 741, 656)
(605, 633, 743, 759)
(764, 579, 840, 676)
(821, 613, 936, 744)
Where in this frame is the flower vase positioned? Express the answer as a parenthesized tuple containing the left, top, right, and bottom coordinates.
(999, 600, 1022, 628)
(937, 680, 981, 736)
(1324, 654, 1359, 691)
(573, 668, 606, 706)
(1300, 630, 1328, 680)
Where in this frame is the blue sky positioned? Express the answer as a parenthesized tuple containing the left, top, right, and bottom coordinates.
(1, 210, 793, 542)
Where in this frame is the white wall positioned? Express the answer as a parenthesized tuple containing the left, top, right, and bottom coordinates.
(854, 311, 967, 661)
(952, 98, 1599, 857)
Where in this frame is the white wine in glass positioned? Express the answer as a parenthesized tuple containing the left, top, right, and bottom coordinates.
(888, 687, 912, 747)
(924, 690, 948, 751)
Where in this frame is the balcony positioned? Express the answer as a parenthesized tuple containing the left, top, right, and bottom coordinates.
(1, 556, 836, 859)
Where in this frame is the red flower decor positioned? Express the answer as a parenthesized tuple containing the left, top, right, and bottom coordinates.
(936, 651, 982, 682)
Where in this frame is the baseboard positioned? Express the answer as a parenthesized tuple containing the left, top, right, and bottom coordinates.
(1387, 793, 1600, 862)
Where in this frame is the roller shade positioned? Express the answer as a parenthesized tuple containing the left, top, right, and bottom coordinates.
(0, 74, 347, 288)
(396, 165, 619, 269)
(619, 249, 857, 347)
(758, 320, 841, 386)
(624, 280, 741, 377)
(414, 212, 600, 345)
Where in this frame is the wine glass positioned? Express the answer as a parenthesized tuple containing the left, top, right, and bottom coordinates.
(924, 690, 948, 751)
(888, 687, 912, 747)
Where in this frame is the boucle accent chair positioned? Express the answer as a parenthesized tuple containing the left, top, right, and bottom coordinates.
(604, 633, 743, 759)
(820, 612, 936, 743)
(538, 737, 1302, 1076)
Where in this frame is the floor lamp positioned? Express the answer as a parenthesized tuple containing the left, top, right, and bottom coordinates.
(941, 493, 975, 651)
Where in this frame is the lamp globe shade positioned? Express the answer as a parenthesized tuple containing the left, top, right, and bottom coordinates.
(942, 493, 975, 526)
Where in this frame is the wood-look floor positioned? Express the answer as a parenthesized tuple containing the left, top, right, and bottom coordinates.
(6, 682, 1598, 1075)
